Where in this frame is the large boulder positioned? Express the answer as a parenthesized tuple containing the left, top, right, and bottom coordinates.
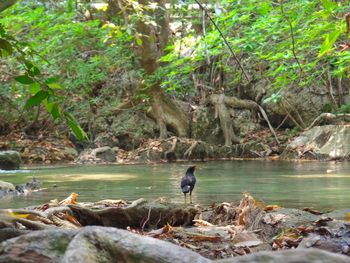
(281, 125, 350, 160)
(76, 146, 116, 164)
(218, 248, 350, 263)
(0, 226, 210, 263)
(0, 151, 21, 170)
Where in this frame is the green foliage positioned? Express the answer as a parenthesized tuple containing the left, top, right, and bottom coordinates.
(336, 103, 350, 114)
(1, 0, 350, 138)
(158, 0, 349, 98)
(287, 127, 301, 137)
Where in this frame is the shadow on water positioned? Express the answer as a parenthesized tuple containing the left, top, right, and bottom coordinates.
(1, 160, 350, 210)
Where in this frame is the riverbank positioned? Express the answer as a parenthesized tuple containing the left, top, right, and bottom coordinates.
(0, 193, 349, 262)
(0, 129, 289, 166)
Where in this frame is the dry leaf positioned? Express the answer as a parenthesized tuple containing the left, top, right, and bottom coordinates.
(345, 213, 350, 221)
(63, 213, 82, 227)
(262, 213, 286, 225)
(59, 193, 79, 205)
(264, 205, 282, 212)
(234, 240, 262, 248)
(193, 219, 213, 227)
(303, 207, 323, 215)
(190, 234, 222, 242)
(148, 224, 172, 237)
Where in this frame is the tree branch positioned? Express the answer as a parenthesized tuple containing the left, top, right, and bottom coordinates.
(0, 0, 18, 12)
(194, 0, 250, 83)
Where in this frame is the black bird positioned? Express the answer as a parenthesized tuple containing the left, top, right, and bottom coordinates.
(180, 166, 196, 204)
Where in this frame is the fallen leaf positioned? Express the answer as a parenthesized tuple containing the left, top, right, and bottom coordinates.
(234, 240, 262, 248)
(193, 219, 213, 227)
(264, 205, 282, 212)
(303, 207, 323, 215)
(345, 213, 350, 221)
(190, 234, 222, 242)
(59, 193, 79, 205)
(262, 213, 286, 225)
(63, 213, 82, 227)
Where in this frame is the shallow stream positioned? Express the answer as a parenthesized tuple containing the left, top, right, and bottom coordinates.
(1, 160, 350, 210)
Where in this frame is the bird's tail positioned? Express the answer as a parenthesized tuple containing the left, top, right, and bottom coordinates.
(182, 185, 190, 193)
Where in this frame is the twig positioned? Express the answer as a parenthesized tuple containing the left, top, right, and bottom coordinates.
(257, 105, 280, 145)
(141, 207, 152, 232)
(306, 113, 350, 130)
(194, 0, 250, 83)
(327, 70, 338, 107)
(202, 9, 210, 64)
(280, 2, 304, 75)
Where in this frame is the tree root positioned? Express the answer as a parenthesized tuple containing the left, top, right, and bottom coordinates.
(208, 94, 279, 146)
(68, 198, 198, 229)
(164, 137, 178, 161)
(306, 113, 350, 130)
(184, 141, 198, 158)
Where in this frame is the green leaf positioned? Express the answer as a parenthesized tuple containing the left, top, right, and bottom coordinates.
(321, 0, 336, 12)
(46, 77, 59, 84)
(25, 61, 41, 76)
(29, 83, 41, 95)
(24, 90, 49, 109)
(50, 103, 61, 120)
(136, 37, 143, 46)
(15, 75, 34, 84)
(318, 30, 340, 57)
(48, 83, 63, 89)
(64, 112, 87, 141)
(0, 38, 13, 55)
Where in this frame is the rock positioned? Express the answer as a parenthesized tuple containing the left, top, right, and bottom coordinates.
(94, 132, 119, 148)
(62, 227, 209, 263)
(91, 146, 116, 162)
(254, 208, 320, 241)
(0, 151, 21, 170)
(324, 209, 350, 220)
(0, 178, 41, 198)
(217, 248, 350, 263)
(62, 147, 78, 158)
(0, 229, 77, 263)
(0, 227, 209, 263)
(0, 181, 15, 192)
(282, 125, 350, 160)
(77, 146, 116, 163)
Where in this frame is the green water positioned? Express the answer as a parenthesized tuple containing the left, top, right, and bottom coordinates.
(1, 160, 350, 210)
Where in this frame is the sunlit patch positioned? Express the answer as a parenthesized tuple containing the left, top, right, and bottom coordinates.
(43, 173, 136, 182)
(282, 174, 350, 179)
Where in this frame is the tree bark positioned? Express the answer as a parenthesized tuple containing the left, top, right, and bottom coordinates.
(133, 0, 189, 138)
(208, 94, 258, 146)
(0, 0, 18, 12)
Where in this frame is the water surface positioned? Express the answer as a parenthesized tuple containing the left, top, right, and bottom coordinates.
(1, 160, 350, 210)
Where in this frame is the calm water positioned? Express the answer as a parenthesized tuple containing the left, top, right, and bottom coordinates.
(1, 160, 350, 210)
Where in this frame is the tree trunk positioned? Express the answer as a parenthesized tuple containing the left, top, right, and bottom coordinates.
(133, 0, 189, 138)
(148, 86, 189, 138)
(0, 0, 18, 12)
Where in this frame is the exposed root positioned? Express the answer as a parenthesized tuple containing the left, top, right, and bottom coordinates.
(164, 137, 178, 161)
(306, 113, 350, 130)
(184, 141, 198, 158)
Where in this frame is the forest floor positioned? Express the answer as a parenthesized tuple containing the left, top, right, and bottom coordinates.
(0, 192, 350, 261)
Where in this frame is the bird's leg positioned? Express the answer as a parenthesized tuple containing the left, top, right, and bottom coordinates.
(190, 191, 192, 204)
(184, 193, 187, 204)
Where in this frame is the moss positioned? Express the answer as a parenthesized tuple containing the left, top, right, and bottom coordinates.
(50, 235, 71, 255)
